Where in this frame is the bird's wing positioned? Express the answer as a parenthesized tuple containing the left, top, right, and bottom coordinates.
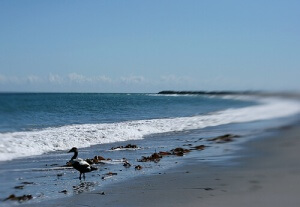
(73, 159, 90, 167)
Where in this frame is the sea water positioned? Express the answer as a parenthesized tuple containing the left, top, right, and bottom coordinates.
(0, 93, 299, 205)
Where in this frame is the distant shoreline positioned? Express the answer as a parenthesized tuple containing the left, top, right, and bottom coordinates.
(158, 90, 300, 99)
(158, 90, 257, 95)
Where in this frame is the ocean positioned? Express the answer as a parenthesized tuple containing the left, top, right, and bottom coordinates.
(0, 93, 300, 205)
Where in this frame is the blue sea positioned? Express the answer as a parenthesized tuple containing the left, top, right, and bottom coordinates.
(0, 93, 300, 205)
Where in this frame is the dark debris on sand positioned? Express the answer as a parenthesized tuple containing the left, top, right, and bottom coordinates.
(105, 172, 118, 176)
(123, 160, 132, 168)
(208, 134, 240, 143)
(111, 144, 138, 150)
(20, 181, 35, 185)
(85, 155, 108, 164)
(170, 147, 191, 156)
(102, 172, 118, 180)
(138, 152, 162, 163)
(4, 194, 33, 203)
(135, 165, 143, 170)
(158, 151, 172, 156)
(191, 145, 207, 150)
(138, 147, 194, 163)
(14, 185, 25, 190)
(59, 190, 68, 194)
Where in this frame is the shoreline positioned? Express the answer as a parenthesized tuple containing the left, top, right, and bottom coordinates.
(20, 121, 300, 207)
(158, 90, 300, 98)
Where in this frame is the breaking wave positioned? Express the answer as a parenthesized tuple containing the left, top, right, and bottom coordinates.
(0, 97, 300, 161)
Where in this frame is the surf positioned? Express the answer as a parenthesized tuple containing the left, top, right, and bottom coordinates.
(0, 96, 299, 161)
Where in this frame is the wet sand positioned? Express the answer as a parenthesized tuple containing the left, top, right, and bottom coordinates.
(22, 122, 300, 207)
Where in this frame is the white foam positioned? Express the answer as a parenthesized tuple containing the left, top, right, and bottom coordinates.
(0, 97, 300, 161)
(108, 148, 141, 151)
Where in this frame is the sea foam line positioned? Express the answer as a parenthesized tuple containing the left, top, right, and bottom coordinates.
(0, 97, 300, 161)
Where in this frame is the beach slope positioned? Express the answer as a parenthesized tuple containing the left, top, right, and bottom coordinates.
(23, 124, 300, 207)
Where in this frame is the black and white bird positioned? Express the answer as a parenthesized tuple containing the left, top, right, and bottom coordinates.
(68, 147, 98, 180)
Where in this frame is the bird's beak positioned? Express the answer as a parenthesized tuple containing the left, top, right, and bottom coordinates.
(68, 149, 73, 153)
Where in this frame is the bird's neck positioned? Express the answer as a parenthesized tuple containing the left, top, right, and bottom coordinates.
(71, 151, 78, 160)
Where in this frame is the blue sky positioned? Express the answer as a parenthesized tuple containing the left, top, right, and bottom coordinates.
(0, 0, 299, 92)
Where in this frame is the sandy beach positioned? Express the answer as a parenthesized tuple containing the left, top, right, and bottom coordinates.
(1, 0, 300, 206)
(19, 121, 300, 207)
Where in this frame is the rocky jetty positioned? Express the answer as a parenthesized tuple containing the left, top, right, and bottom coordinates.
(158, 90, 256, 95)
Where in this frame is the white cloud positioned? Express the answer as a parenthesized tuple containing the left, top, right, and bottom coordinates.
(68, 73, 88, 83)
(0, 73, 159, 92)
(68, 73, 113, 84)
(0, 74, 20, 84)
(0, 74, 44, 85)
(120, 75, 145, 84)
(48, 74, 64, 84)
(26, 75, 43, 84)
(94, 75, 112, 83)
(160, 75, 194, 83)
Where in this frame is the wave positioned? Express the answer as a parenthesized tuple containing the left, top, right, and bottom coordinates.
(0, 97, 300, 161)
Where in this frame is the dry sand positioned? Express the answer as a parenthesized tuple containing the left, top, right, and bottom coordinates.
(23, 124, 300, 207)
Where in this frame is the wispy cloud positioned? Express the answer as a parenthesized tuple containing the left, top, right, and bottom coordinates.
(8, 76, 22, 84)
(68, 73, 88, 83)
(0, 74, 19, 84)
(120, 75, 145, 84)
(48, 74, 64, 84)
(94, 75, 112, 83)
(26, 75, 43, 84)
(0, 74, 43, 84)
(2, 73, 196, 92)
(160, 74, 194, 84)
(68, 73, 113, 84)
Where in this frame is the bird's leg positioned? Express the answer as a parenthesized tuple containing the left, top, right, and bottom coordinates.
(79, 173, 82, 180)
(83, 173, 86, 180)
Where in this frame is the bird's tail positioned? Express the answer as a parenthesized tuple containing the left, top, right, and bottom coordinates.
(91, 166, 98, 171)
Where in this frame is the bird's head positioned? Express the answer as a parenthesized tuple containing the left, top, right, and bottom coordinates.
(68, 147, 78, 153)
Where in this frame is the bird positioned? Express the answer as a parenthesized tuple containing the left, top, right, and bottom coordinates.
(68, 147, 98, 180)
